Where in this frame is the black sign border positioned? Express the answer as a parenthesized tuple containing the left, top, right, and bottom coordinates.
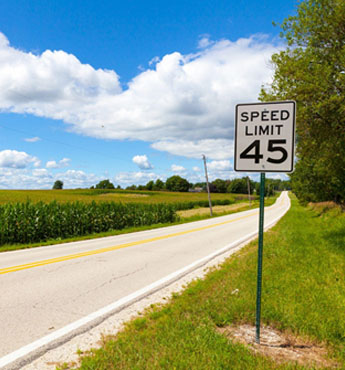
(234, 101, 296, 173)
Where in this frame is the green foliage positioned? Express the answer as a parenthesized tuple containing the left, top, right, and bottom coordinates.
(95, 179, 115, 189)
(145, 180, 154, 191)
(0, 201, 178, 245)
(153, 179, 165, 190)
(52, 180, 63, 190)
(227, 178, 253, 194)
(211, 178, 229, 193)
(260, 0, 345, 205)
(165, 175, 190, 192)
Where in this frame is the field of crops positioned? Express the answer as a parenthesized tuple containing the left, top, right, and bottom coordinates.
(0, 201, 178, 245)
(0, 189, 249, 205)
(0, 189, 257, 247)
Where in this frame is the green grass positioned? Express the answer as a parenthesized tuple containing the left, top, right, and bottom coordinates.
(71, 196, 345, 369)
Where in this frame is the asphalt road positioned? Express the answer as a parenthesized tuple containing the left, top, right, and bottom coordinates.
(0, 191, 290, 368)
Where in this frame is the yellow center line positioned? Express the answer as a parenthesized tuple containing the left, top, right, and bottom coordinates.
(0, 210, 260, 275)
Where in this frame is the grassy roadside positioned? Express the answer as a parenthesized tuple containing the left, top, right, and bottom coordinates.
(0, 195, 277, 253)
(67, 196, 345, 369)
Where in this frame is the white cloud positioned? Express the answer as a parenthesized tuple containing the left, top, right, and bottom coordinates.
(198, 35, 214, 49)
(114, 171, 159, 187)
(207, 160, 232, 172)
(193, 166, 200, 172)
(32, 168, 50, 177)
(151, 139, 234, 160)
(46, 157, 70, 169)
(0, 32, 120, 115)
(0, 32, 278, 160)
(24, 136, 41, 142)
(0, 149, 40, 169)
(171, 164, 186, 173)
(132, 155, 153, 170)
(0, 167, 102, 189)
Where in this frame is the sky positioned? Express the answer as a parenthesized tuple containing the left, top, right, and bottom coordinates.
(0, 0, 299, 189)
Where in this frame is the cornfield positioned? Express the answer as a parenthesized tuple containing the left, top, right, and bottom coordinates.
(0, 201, 178, 245)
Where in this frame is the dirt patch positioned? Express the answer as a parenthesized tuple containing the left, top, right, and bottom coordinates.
(177, 203, 250, 218)
(218, 324, 339, 368)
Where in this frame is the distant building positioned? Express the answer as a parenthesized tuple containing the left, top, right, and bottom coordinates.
(188, 187, 203, 193)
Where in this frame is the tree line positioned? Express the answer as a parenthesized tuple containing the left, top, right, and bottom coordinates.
(88, 176, 290, 195)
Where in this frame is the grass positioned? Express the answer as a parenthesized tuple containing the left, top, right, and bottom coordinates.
(70, 195, 345, 369)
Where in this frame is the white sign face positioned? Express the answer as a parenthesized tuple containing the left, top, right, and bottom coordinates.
(234, 101, 296, 173)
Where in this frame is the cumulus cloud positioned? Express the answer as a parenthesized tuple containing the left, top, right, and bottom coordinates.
(132, 155, 153, 170)
(0, 149, 40, 169)
(46, 158, 70, 169)
(114, 171, 159, 187)
(193, 166, 200, 172)
(207, 160, 232, 172)
(171, 164, 186, 173)
(24, 136, 41, 142)
(0, 167, 102, 189)
(0, 32, 120, 115)
(0, 32, 278, 160)
(32, 168, 50, 177)
(151, 139, 234, 160)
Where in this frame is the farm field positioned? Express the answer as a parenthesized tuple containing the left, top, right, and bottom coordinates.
(0, 189, 266, 251)
(0, 189, 252, 205)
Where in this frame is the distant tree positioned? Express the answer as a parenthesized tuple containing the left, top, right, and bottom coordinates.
(116, 185, 121, 190)
(153, 179, 165, 190)
(146, 180, 154, 191)
(95, 179, 115, 189)
(137, 185, 145, 190)
(165, 175, 190, 192)
(90, 185, 95, 189)
(52, 180, 63, 190)
(255, 182, 275, 197)
(126, 185, 137, 190)
(211, 179, 228, 193)
(227, 178, 247, 194)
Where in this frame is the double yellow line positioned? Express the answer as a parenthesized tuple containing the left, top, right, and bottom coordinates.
(0, 212, 256, 275)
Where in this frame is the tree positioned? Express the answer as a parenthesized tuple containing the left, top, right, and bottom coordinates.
(153, 179, 165, 190)
(165, 175, 190, 192)
(95, 179, 115, 189)
(52, 180, 63, 190)
(260, 0, 345, 205)
(145, 180, 154, 191)
(227, 178, 248, 194)
(211, 179, 228, 193)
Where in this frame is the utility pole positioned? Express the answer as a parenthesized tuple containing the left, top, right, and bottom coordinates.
(247, 176, 252, 206)
(202, 154, 213, 216)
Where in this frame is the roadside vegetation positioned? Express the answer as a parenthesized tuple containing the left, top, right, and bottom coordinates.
(66, 196, 345, 369)
(260, 0, 345, 206)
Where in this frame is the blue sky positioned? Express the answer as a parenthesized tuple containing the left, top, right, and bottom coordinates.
(0, 0, 298, 189)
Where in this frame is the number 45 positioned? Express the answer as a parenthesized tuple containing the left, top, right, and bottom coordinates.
(240, 140, 288, 164)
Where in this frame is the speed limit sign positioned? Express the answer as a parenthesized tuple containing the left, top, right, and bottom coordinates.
(234, 101, 296, 173)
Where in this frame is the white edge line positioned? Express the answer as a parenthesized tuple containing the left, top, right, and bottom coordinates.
(0, 194, 290, 369)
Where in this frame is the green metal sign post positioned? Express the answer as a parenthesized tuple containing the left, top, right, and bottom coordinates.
(255, 172, 265, 343)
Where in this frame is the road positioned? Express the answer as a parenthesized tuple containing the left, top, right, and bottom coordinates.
(0, 191, 290, 368)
